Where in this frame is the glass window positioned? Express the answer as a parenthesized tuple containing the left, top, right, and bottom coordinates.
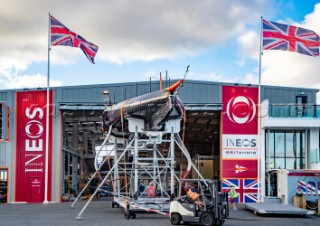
(296, 132, 301, 158)
(266, 157, 275, 169)
(265, 130, 306, 170)
(265, 131, 275, 158)
(286, 132, 296, 157)
(275, 132, 285, 157)
(286, 158, 297, 169)
(275, 158, 285, 169)
(268, 132, 275, 157)
(300, 157, 306, 169)
(301, 132, 306, 158)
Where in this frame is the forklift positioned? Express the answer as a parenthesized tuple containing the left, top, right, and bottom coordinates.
(169, 179, 229, 226)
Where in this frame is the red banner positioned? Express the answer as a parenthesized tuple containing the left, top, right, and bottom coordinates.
(15, 91, 53, 203)
(221, 159, 258, 178)
(222, 86, 258, 134)
(221, 85, 259, 203)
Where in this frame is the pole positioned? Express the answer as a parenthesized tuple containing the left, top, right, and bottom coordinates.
(44, 12, 51, 204)
(134, 126, 138, 192)
(257, 16, 263, 203)
(170, 127, 175, 196)
(165, 70, 168, 87)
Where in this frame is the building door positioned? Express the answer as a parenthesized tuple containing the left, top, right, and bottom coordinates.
(296, 96, 307, 117)
(29, 177, 43, 203)
(267, 171, 278, 197)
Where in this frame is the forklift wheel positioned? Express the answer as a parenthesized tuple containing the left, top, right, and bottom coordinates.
(170, 213, 181, 225)
(124, 211, 131, 219)
(200, 212, 215, 226)
(216, 219, 225, 226)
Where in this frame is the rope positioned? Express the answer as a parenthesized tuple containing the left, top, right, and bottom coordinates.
(176, 65, 189, 94)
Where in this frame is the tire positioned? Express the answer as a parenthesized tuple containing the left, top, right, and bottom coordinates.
(124, 211, 131, 219)
(170, 213, 181, 225)
(131, 211, 136, 219)
(216, 219, 225, 226)
(200, 212, 215, 226)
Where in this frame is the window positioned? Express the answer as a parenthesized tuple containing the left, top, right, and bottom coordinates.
(274, 132, 285, 157)
(266, 130, 305, 170)
(275, 158, 285, 169)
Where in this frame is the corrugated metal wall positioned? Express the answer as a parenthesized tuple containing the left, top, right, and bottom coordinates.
(0, 90, 16, 203)
(0, 90, 7, 165)
(56, 80, 318, 105)
(261, 86, 316, 104)
(0, 80, 318, 203)
(0, 81, 318, 172)
(0, 91, 11, 168)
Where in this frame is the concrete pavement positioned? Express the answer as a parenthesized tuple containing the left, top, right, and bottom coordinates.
(0, 200, 318, 226)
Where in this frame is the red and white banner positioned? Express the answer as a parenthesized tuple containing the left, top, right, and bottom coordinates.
(15, 91, 53, 203)
(221, 159, 258, 178)
(221, 86, 259, 202)
(222, 86, 258, 134)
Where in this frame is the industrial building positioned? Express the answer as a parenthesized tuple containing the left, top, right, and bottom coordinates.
(0, 79, 319, 204)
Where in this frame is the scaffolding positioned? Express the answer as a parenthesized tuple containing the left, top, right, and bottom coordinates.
(71, 117, 204, 220)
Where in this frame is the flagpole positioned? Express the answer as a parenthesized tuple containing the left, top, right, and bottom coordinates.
(44, 12, 51, 204)
(257, 16, 263, 203)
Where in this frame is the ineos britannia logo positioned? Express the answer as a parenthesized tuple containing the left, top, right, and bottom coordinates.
(226, 96, 256, 124)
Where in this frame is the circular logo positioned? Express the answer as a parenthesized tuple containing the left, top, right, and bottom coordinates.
(25, 120, 44, 139)
(226, 96, 256, 124)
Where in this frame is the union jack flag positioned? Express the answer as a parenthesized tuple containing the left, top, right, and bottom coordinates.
(298, 181, 320, 196)
(50, 15, 99, 64)
(262, 19, 320, 57)
(222, 179, 260, 203)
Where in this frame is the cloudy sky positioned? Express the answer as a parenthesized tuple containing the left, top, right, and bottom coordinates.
(1, 0, 320, 100)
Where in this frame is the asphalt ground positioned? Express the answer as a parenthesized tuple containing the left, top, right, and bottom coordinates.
(0, 199, 319, 226)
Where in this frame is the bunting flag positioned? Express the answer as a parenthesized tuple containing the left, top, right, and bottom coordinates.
(262, 19, 320, 57)
(50, 15, 99, 64)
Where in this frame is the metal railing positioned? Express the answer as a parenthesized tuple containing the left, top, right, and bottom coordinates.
(268, 104, 320, 118)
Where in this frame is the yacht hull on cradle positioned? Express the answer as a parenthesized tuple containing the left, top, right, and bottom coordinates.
(102, 80, 185, 137)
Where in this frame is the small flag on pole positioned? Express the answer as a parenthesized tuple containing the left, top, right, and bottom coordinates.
(50, 15, 99, 64)
(262, 19, 320, 57)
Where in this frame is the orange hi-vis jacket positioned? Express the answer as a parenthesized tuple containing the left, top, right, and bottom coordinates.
(187, 188, 200, 200)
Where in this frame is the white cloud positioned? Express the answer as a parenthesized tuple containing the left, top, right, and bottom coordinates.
(0, 73, 62, 89)
(187, 71, 258, 86)
(262, 51, 319, 87)
(262, 4, 320, 91)
(188, 72, 232, 83)
(0, 0, 269, 89)
(236, 30, 260, 65)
